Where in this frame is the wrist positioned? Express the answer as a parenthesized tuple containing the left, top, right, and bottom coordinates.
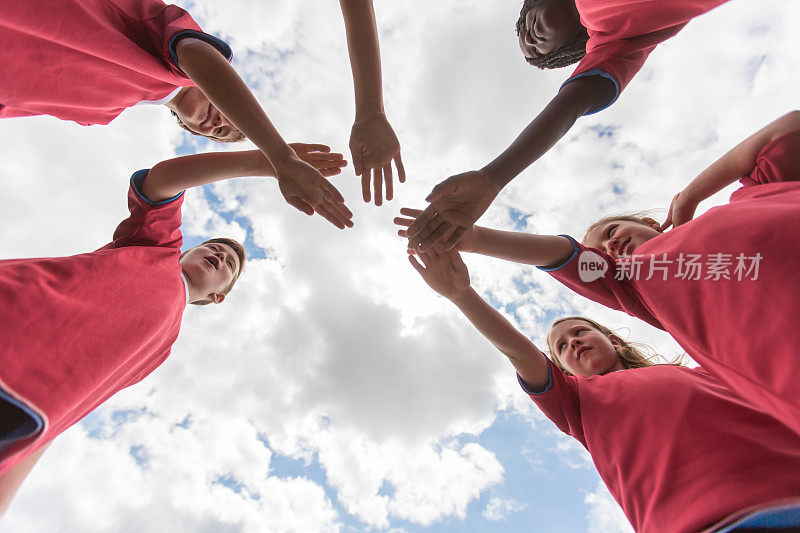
(354, 107, 386, 123)
(271, 150, 303, 179)
(479, 163, 508, 192)
(448, 287, 476, 305)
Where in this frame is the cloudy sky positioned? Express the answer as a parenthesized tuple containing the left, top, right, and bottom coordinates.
(2, 1, 798, 531)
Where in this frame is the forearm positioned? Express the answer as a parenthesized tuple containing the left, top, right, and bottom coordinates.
(468, 228, 574, 267)
(142, 151, 270, 202)
(450, 289, 549, 388)
(683, 110, 800, 202)
(481, 76, 615, 189)
(175, 38, 296, 165)
(0, 444, 49, 518)
(339, 0, 384, 118)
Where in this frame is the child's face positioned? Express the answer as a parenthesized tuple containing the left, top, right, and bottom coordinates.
(547, 319, 625, 377)
(584, 219, 662, 259)
(179, 242, 241, 303)
(517, 0, 583, 59)
(169, 87, 243, 142)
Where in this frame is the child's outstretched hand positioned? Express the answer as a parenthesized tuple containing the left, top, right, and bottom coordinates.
(408, 245, 470, 301)
(406, 170, 499, 252)
(289, 143, 348, 177)
(660, 190, 700, 231)
(349, 111, 405, 206)
(275, 155, 354, 229)
(394, 208, 478, 253)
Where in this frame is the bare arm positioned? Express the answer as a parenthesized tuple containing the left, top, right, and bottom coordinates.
(451, 288, 551, 389)
(175, 38, 295, 167)
(142, 150, 271, 202)
(0, 443, 50, 518)
(483, 76, 616, 188)
(406, 76, 616, 251)
(395, 208, 575, 267)
(175, 39, 354, 228)
(468, 228, 575, 267)
(141, 145, 348, 229)
(409, 247, 550, 389)
(339, 0, 404, 205)
(663, 110, 800, 229)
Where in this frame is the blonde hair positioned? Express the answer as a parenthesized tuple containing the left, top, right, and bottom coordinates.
(582, 210, 664, 246)
(547, 316, 685, 375)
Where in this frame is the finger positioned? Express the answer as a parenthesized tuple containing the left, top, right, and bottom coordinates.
(439, 208, 478, 228)
(393, 216, 413, 228)
(329, 199, 354, 227)
(395, 154, 406, 184)
(319, 167, 343, 177)
(384, 164, 393, 202)
(418, 220, 455, 252)
(443, 226, 468, 250)
(300, 144, 331, 153)
(398, 229, 408, 238)
(315, 205, 346, 229)
(373, 166, 383, 207)
(361, 169, 371, 203)
(322, 180, 345, 203)
(399, 207, 423, 218)
(418, 249, 433, 267)
(410, 217, 446, 252)
(408, 255, 426, 275)
(405, 205, 438, 239)
(425, 182, 444, 203)
(285, 196, 314, 216)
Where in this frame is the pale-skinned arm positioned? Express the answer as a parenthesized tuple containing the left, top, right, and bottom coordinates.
(339, 0, 405, 205)
(406, 76, 616, 250)
(662, 110, 800, 229)
(141, 144, 351, 228)
(395, 208, 575, 267)
(0, 444, 50, 519)
(409, 247, 550, 389)
(174, 39, 353, 228)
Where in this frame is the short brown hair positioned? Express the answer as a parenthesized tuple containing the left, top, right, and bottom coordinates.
(169, 110, 246, 143)
(547, 316, 685, 375)
(180, 237, 247, 305)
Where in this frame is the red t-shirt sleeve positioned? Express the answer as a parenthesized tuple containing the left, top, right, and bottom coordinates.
(518, 359, 586, 444)
(739, 129, 800, 188)
(542, 236, 665, 330)
(107, 0, 232, 78)
(104, 169, 184, 250)
(562, 24, 687, 115)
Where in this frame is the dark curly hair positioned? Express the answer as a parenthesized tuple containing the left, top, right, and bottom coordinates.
(515, 0, 589, 69)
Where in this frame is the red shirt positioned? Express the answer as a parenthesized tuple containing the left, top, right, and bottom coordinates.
(566, 0, 730, 114)
(0, 0, 231, 125)
(522, 361, 800, 533)
(0, 171, 186, 475)
(544, 130, 800, 435)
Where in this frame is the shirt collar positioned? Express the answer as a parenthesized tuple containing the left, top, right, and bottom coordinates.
(180, 272, 190, 305)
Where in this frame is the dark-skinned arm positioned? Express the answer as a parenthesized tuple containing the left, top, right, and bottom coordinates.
(407, 76, 616, 251)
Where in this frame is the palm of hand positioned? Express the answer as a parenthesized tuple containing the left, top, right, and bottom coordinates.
(350, 114, 400, 166)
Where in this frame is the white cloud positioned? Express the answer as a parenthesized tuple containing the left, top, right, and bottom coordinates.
(483, 497, 527, 522)
(584, 482, 634, 533)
